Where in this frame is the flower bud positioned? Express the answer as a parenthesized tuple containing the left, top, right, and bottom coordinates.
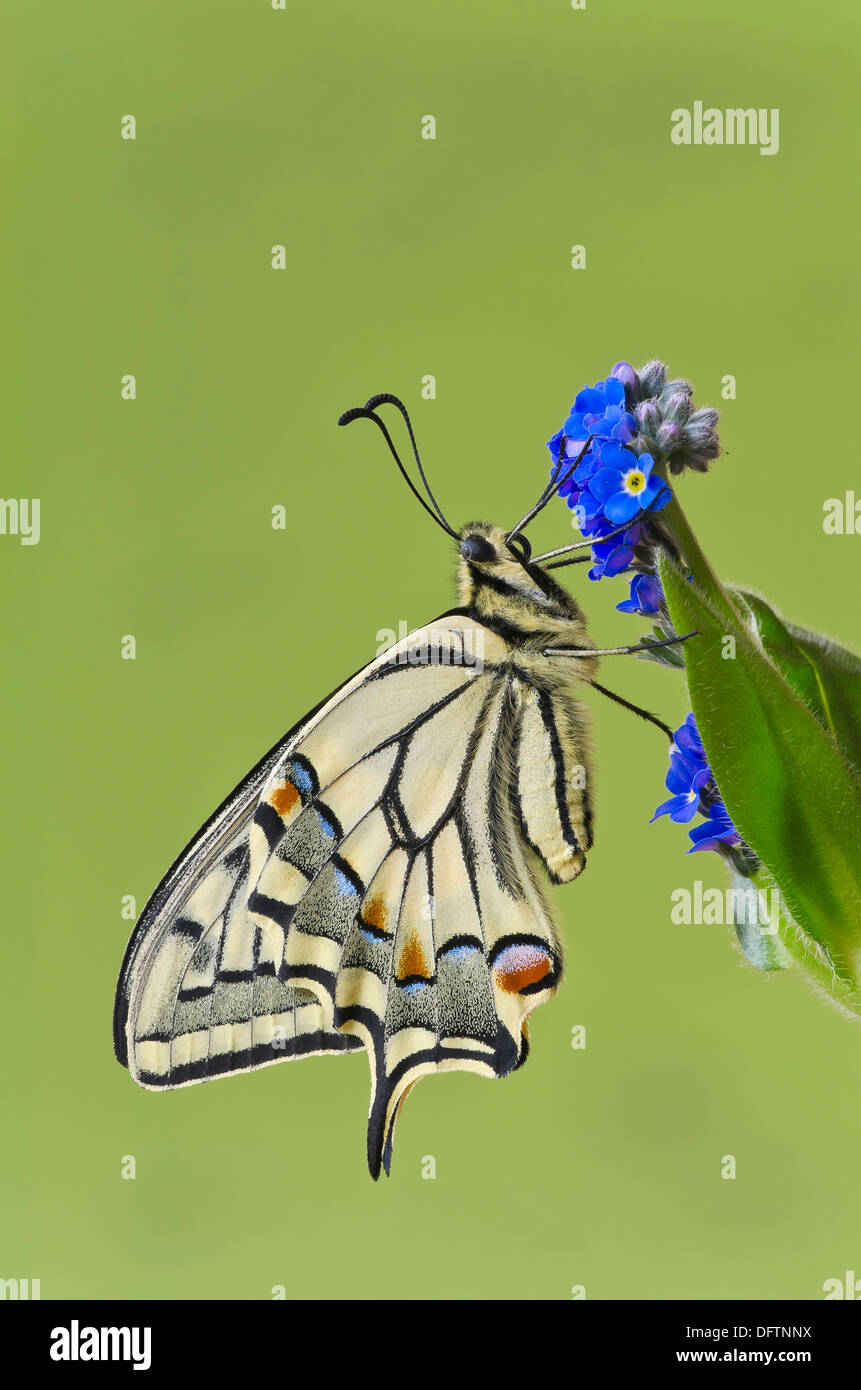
(632, 361, 722, 475)
(657, 420, 683, 451)
(611, 360, 639, 397)
(635, 401, 661, 435)
(636, 360, 667, 398)
(661, 390, 693, 424)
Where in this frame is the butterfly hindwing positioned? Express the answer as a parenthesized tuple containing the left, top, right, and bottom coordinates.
(355, 669, 569, 1176)
(514, 681, 594, 883)
(116, 613, 590, 1176)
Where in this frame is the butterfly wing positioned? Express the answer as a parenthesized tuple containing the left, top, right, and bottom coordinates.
(112, 677, 369, 1084)
(116, 613, 589, 1177)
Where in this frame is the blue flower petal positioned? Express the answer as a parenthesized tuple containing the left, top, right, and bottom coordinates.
(687, 813, 741, 852)
(593, 441, 632, 471)
(589, 468, 625, 504)
(565, 434, 590, 458)
(665, 753, 701, 795)
(675, 714, 706, 761)
(574, 386, 605, 414)
(616, 572, 662, 616)
(650, 792, 698, 823)
(580, 490, 605, 523)
(611, 417, 637, 444)
(687, 835, 723, 854)
(638, 473, 668, 507)
(602, 544, 634, 576)
(574, 452, 600, 483)
(562, 412, 583, 437)
(604, 492, 641, 524)
(633, 573, 662, 614)
(602, 376, 626, 406)
(546, 428, 564, 457)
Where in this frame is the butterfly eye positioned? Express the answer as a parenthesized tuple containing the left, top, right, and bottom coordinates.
(460, 535, 497, 563)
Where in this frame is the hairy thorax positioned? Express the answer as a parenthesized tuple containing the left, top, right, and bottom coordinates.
(456, 522, 599, 689)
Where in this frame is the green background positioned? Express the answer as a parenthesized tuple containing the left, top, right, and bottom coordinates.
(3, 0, 860, 1301)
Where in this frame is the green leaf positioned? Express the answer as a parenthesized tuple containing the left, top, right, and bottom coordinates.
(731, 587, 861, 772)
(658, 551, 861, 1004)
(727, 866, 861, 1014)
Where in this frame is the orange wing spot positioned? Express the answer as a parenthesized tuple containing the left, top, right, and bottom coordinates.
(362, 895, 390, 936)
(398, 929, 432, 980)
(270, 780, 300, 817)
(493, 943, 553, 994)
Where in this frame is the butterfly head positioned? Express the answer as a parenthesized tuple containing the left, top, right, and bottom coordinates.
(336, 395, 588, 642)
(457, 521, 588, 640)
(457, 522, 528, 575)
(458, 523, 509, 566)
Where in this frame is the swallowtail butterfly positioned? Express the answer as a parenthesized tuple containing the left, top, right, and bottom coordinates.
(114, 394, 681, 1177)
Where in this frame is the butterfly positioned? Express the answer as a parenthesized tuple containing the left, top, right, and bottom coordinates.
(114, 393, 684, 1178)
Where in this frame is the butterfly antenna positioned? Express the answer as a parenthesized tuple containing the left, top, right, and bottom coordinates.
(338, 401, 459, 540)
(506, 434, 594, 542)
(338, 394, 460, 540)
(365, 393, 458, 537)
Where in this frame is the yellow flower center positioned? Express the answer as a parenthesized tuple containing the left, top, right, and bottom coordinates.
(625, 469, 645, 494)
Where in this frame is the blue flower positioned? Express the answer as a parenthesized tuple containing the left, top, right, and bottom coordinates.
(546, 372, 638, 475)
(546, 367, 672, 586)
(650, 713, 743, 854)
(651, 748, 712, 824)
(580, 445, 671, 525)
(585, 518, 643, 581)
(673, 711, 706, 763)
(688, 797, 742, 854)
(558, 442, 670, 581)
(616, 572, 663, 615)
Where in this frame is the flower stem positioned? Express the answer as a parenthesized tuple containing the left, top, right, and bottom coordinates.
(655, 483, 748, 630)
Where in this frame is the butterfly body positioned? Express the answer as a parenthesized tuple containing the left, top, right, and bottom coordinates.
(115, 510, 601, 1177)
(459, 521, 597, 680)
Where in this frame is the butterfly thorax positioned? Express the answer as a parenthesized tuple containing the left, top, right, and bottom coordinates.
(456, 522, 597, 687)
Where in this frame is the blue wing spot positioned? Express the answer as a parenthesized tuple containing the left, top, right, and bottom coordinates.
(289, 761, 315, 798)
(335, 866, 359, 898)
(440, 943, 481, 962)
